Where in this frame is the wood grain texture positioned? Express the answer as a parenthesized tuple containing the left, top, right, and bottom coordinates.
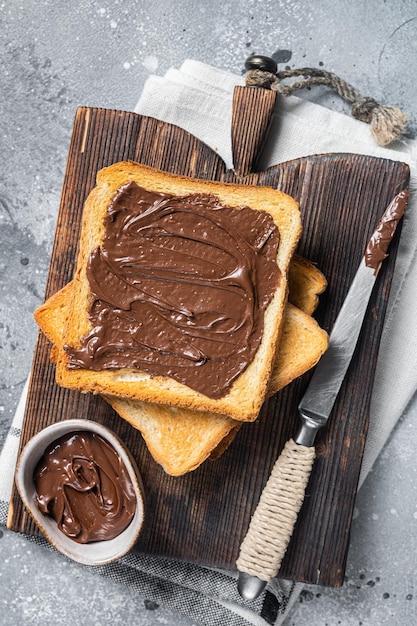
(231, 86, 277, 176)
(9, 106, 409, 587)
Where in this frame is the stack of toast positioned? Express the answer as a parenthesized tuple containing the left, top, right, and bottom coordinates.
(35, 162, 328, 475)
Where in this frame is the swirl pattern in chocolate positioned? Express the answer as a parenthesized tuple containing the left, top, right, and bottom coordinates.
(65, 182, 281, 398)
(34, 431, 137, 544)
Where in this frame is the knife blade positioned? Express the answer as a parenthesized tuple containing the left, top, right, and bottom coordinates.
(237, 189, 409, 601)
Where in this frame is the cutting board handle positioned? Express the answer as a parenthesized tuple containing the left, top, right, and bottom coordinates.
(231, 56, 278, 177)
(231, 86, 277, 177)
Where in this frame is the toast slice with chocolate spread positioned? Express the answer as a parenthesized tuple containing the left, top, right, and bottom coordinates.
(55, 162, 304, 422)
(35, 258, 328, 476)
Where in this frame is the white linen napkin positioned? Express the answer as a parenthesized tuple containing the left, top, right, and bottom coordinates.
(1, 60, 416, 626)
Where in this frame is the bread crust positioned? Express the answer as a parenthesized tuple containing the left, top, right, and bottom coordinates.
(288, 254, 327, 315)
(55, 163, 303, 422)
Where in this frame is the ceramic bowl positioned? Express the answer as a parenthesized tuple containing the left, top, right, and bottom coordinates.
(15, 419, 145, 566)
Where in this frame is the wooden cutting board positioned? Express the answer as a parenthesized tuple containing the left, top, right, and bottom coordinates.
(9, 103, 409, 587)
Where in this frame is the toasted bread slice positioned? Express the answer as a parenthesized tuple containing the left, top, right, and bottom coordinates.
(55, 163, 303, 422)
(35, 278, 328, 476)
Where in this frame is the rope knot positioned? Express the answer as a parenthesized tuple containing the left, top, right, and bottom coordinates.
(245, 69, 277, 90)
(350, 97, 408, 145)
(351, 96, 379, 123)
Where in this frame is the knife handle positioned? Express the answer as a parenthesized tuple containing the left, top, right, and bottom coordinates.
(236, 438, 316, 598)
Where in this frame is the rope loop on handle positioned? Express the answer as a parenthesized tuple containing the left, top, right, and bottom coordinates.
(245, 66, 408, 146)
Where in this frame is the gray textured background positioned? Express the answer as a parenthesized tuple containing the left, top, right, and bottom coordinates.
(1, 1, 417, 624)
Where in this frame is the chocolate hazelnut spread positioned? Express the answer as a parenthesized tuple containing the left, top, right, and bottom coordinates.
(65, 182, 281, 398)
(365, 189, 409, 273)
(34, 431, 137, 544)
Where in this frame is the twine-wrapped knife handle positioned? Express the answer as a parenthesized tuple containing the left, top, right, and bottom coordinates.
(237, 439, 316, 598)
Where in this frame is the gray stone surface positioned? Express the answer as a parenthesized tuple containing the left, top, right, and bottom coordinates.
(1, 1, 416, 624)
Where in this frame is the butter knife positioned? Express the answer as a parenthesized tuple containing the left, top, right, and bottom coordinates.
(237, 189, 409, 601)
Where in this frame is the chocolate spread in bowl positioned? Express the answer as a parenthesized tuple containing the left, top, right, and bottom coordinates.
(34, 431, 137, 544)
(65, 182, 281, 398)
